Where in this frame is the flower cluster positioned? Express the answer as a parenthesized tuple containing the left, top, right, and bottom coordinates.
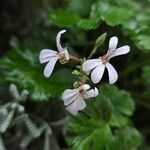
(39, 30, 130, 115)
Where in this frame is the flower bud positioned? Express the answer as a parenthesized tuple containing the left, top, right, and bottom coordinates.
(73, 81, 79, 88)
(59, 57, 69, 64)
(72, 70, 80, 76)
(95, 33, 107, 48)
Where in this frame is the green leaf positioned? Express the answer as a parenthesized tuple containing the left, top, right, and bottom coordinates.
(90, 0, 150, 51)
(99, 85, 135, 127)
(106, 126, 141, 150)
(136, 35, 150, 51)
(90, 1, 134, 26)
(45, 0, 149, 51)
(77, 18, 99, 30)
(67, 0, 95, 16)
(46, 11, 100, 30)
(46, 10, 80, 28)
(0, 48, 73, 101)
(66, 84, 138, 150)
(67, 115, 112, 150)
(142, 65, 150, 84)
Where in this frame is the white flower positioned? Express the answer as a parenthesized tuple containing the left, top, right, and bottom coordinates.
(62, 84, 98, 115)
(82, 36, 130, 84)
(39, 29, 69, 77)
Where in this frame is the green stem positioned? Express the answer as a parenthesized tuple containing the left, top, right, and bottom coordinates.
(88, 46, 97, 59)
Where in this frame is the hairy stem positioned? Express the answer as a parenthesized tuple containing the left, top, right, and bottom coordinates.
(69, 55, 82, 63)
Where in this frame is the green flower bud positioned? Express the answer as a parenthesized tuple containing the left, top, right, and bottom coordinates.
(73, 81, 79, 88)
(59, 57, 69, 64)
(95, 33, 107, 48)
(72, 70, 80, 76)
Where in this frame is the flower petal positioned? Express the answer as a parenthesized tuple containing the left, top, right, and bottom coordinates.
(66, 96, 86, 115)
(63, 93, 79, 106)
(82, 59, 102, 72)
(110, 45, 130, 58)
(91, 64, 105, 83)
(43, 57, 58, 77)
(62, 89, 79, 99)
(83, 87, 99, 99)
(56, 29, 66, 52)
(108, 36, 118, 52)
(39, 49, 57, 64)
(106, 63, 118, 84)
(81, 84, 90, 91)
(63, 48, 70, 60)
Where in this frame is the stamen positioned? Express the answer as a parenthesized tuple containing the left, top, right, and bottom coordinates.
(100, 54, 110, 64)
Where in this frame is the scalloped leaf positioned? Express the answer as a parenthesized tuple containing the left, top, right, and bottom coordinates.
(66, 85, 138, 150)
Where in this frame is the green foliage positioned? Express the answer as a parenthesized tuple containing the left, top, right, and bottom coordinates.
(46, 0, 150, 51)
(47, 10, 80, 28)
(67, 0, 96, 16)
(0, 0, 149, 149)
(90, 0, 135, 26)
(46, 10, 98, 30)
(77, 18, 99, 30)
(100, 85, 135, 127)
(141, 65, 150, 106)
(0, 47, 73, 101)
(90, 0, 150, 51)
(66, 84, 139, 150)
(106, 126, 141, 150)
(142, 65, 150, 84)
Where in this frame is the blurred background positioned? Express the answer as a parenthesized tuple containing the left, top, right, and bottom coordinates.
(0, 0, 149, 150)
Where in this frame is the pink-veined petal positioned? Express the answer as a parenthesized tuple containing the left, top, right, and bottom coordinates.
(83, 87, 99, 99)
(108, 36, 118, 54)
(56, 29, 66, 52)
(66, 96, 86, 115)
(106, 63, 118, 84)
(43, 57, 58, 78)
(62, 89, 79, 101)
(110, 45, 130, 58)
(63, 92, 79, 106)
(91, 64, 105, 84)
(39, 49, 57, 64)
(82, 59, 102, 72)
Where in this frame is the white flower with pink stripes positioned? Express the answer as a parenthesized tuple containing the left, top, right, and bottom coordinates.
(62, 84, 98, 115)
(82, 36, 130, 84)
(39, 29, 69, 77)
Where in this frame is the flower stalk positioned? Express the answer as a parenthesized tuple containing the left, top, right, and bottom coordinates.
(88, 46, 97, 59)
(69, 55, 82, 63)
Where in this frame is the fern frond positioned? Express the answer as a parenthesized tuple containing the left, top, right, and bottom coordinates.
(0, 110, 14, 133)
(0, 135, 6, 150)
(20, 135, 33, 149)
(44, 132, 50, 150)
